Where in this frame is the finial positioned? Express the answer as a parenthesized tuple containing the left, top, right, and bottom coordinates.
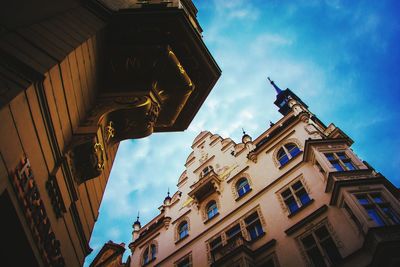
(137, 211, 140, 222)
(242, 128, 246, 135)
(269, 121, 275, 127)
(267, 77, 283, 95)
(167, 188, 170, 197)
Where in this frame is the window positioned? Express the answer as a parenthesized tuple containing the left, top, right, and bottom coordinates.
(245, 212, 264, 240)
(281, 180, 311, 214)
(236, 178, 251, 197)
(300, 225, 342, 267)
(209, 236, 222, 251)
(142, 243, 157, 266)
(206, 201, 218, 219)
(178, 221, 189, 239)
(277, 143, 301, 166)
(200, 165, 213, 178)
(176, 254, 192, 267)
(324, 152, 356, 171)
(226, 224, 241, 240)
(355, 193, 400, 226)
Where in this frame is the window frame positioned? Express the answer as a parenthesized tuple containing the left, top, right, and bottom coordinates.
(236, 178, 251, 198)
(141, 242, 158, 266)
(324, 151, 356, 172)
(276, 142, 302, 167)
(278, 178, 312, 216)
(178, 221, 189, 240)
(206, 200, 218, 220)
(298, 221, 342, 267)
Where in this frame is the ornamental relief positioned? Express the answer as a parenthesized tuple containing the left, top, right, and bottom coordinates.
(272, 138, 303, 167)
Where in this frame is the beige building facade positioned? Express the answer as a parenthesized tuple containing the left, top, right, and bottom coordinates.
(114, 81, 400, 267)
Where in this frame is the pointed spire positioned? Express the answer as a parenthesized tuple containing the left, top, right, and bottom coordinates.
(242, 128, 246, 135)
(268, 77, 283, 95)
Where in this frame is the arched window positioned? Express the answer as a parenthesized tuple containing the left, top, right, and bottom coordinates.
(142, 243, 157, 265)
(178, 221, 189, 239)
(236, 178, 251, 197)
(201, 165, 213, 178)
(277, 143, 301, 166)
(206, 200, 218, 219)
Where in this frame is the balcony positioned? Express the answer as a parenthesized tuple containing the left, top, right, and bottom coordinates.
(67, 0, 220, 182)
(188, 170, 221, 205)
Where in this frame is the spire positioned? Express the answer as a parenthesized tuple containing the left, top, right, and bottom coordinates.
(268, 77, 283, 95)
(133, 211, 141, 228)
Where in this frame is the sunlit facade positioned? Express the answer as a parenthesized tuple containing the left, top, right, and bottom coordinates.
(93, 80, 400, 266)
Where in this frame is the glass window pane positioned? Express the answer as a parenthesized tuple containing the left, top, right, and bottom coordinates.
(248, 220, 263, 240)
(279, 155, 289, 165)
(281, 189, 292, 198)
(226, 224, 241, 238)
(344, 161, 356, 170)
(332, 162, 344, 171)
(285, 197, 299, 213)
(307, 247, 327, 267)
(336, 152, 347, 160)
(371, 194, 384, 203)
(356, 195, 369, 205)
(324, 153, 335, 161)
(297, 190, 311, 205)
(382, 206, 400, 224)
(320, 238, 342, 264)
(366, 208, 386, 226)
(288, 145, 301, 157)
(301, 234, 316, 249)
(292, 181, 303, 190)
(315, 226, 330, 240)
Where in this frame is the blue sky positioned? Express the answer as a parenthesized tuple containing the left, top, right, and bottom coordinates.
(85, 0, 400, 264)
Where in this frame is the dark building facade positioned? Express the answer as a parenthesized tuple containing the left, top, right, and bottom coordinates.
(0, 0, 220, 266)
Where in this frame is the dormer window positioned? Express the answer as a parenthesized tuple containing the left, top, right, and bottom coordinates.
(200, 165, 213, 178)
(277, 143, 301, 166)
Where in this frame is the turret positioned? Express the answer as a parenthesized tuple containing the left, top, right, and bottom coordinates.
(268, 77, 309, 116)
(132, 213, 141, 241)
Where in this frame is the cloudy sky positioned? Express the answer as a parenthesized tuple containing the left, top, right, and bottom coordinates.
(85, 0, 400, 264)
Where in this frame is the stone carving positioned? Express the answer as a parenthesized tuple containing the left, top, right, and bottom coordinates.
(11, 158, 65, 267)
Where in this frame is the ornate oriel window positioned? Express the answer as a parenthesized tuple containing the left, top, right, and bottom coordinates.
(206, 200, 218, 219)
(354, 192, 400, 226)
(324, 152, 356, 171)
(236, 178, 251, 197)
(298, 223, 342, 267)
(276, 142, 301, 166)
(280, 180, 311, 215)
(141, 242, 157, 266)
(178, 221, 189, 240)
